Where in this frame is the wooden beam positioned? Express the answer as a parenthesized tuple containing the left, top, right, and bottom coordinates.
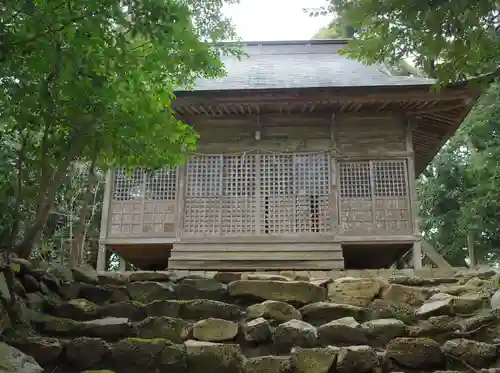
(174, 85, 476, 106)
(407, 100, 466, 115)
(421, 239, 454, 270)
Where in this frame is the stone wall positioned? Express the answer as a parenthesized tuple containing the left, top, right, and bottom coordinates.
(1, 259, 500, 373)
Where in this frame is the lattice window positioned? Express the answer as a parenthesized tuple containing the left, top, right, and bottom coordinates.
(185, 155, 223, 197)
(143, 168, 177, 200)
(222, 155, 257, 197)
(373, 160, 407, 197)
(183, 152, 333, 236)
(260, 154, 294, 195)
(293, 154, 330, 233)
(339, 162, 371, 198)
(221, 155, 257, 234)
(260, 154, 293, 234)
(293, 154, 329, 195)
(112, 168, 144, 200)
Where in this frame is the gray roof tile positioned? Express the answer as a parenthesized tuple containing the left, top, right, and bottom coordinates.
(181, 40, 435, 92)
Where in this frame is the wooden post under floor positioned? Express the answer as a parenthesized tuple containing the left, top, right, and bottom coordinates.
(406, 120, 423, 270)
(96, 242, 107, 272)
(97, 170, 112, 272)
(413, 240, 423, 269)
(118, 256, 126, 271)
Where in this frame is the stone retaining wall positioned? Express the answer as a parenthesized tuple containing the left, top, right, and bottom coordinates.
(0, 259, 499, 373)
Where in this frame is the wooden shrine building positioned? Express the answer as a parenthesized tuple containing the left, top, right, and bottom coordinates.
(97, 39, 479, 271)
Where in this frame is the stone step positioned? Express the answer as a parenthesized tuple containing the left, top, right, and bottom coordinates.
(48, 298, 244, 322)
(5, 334, 500, 373)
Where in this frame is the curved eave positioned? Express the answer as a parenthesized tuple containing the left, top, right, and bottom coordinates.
(173, 83, 482, 176)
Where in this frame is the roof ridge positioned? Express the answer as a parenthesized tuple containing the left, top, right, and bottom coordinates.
(216, 39, 351, 47)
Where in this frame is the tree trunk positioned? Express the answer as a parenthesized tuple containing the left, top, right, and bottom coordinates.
(69, 159, 97, 266)
(13, 127, 90, 258)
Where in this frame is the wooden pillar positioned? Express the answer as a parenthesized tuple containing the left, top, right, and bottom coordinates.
(97, 170, 113, 272)
(96, 243, 107, 271)
(175, 164, 187, 240)
(118, 256, 127, 271)
(467, 233, 475, 268)
(406, 120, 423, 269)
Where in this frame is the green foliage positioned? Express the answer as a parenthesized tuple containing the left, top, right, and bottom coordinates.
(311, 19, 353, 39)
(314, 0, 500, 83)
(0, 0, 238, 256)
(419, 84, 500, 265)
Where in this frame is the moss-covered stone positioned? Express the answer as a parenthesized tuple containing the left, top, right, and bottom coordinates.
(299, 302, 366, 326)
(98, 301, 146, 321)
(135, 316, 191, 343)
(32, 313, 84, 335)
(79, 284, 128, 305)
(174, 278, 227, 301)
(66, 337, 111, 369)
(72, 265, 99, 284)
(126, 281, 175, 303)
(82, 317, 136, 340)
(228, 280, 326, 304)
(6, 336, 62, 365)
(0, 341, 43, 373)
(327, 278, 385, 307)
(247, 300, 301, 322)
(179, 299, 243, 321)
(112, 337, 186, 372)
(145, 300, 181, 318)
(367, 299, 416, 324)
(52, 299, 99, 321)
(192, 318, 238, 342)
(185, 339, 245, 373)
(385, 337, 445, 370)
(0, 301, 12, 333)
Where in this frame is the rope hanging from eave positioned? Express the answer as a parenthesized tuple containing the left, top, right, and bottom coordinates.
(185, 147, 341, 157)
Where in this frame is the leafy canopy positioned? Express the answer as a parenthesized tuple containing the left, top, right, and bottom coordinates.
(0, 0, 239, 254)
(311, 0, 500, 83)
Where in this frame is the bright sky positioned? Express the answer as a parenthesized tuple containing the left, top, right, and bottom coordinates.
(223, 0, 331, 41)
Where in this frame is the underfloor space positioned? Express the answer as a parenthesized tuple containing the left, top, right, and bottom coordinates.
(342, 243, 412, 269)
(107, 241, 413, 271)
(110, 243, 172, 270)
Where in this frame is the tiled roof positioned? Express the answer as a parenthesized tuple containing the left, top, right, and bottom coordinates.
(180, 40, 435, 92)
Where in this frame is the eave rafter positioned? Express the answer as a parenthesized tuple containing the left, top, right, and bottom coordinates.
(173, 85, 479, 176)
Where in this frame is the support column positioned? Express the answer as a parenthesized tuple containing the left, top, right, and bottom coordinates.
(118, 256, 127, 271)
(412, 240, 423, 269)
(96, 242, 107, 272)
(97, 170, 113, 272)
(405, 120, 422, 270)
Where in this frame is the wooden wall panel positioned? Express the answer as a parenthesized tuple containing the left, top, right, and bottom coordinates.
(192, 115, 332, 152)
(337, 116, 406, 154)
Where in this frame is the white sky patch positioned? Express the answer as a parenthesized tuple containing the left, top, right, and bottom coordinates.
(223, 0, 331, 41)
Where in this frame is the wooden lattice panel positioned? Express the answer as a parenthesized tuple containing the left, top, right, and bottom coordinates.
(293, 154, 331, 233)
(260, 154, 294, 234)
(220, 156, 257, 234)
(109, 168, 177, 236)
(182, 152, 333, 236)
(373, 160, 411, 234)
(339, 160, 411, 235)
(183, 155, 224, 235)
(260, 153, 332, 234)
